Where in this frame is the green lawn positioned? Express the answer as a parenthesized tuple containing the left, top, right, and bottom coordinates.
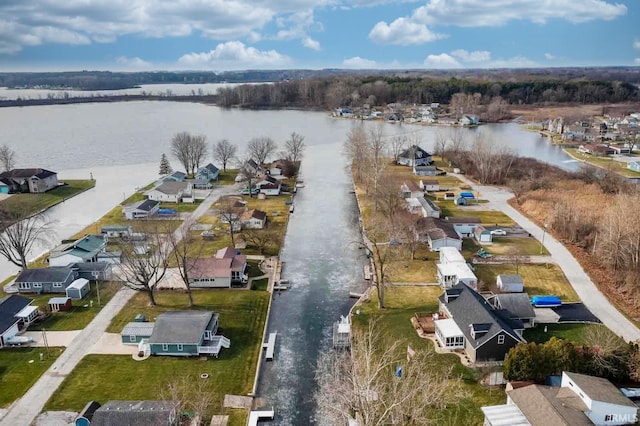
(391, 245, 438, 283)
(217, 169, 239, 185)
(27, 282, 121, 331)
(0, 347, 64, 407)
(438, 201, 516, 227)
(48, 289, 269, 421)
(159, 201, 201, 213)
(488, 237, 549, 256)
(474, 264, 579, 301)
(355, 286, 505, 425)
(565, 148, 640, 178)
(523, 323, 623, 347)
(0, 180, 95, 217)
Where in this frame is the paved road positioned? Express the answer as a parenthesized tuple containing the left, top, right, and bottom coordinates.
(0, 183, 239, 426)
(453, 174, 640, 342)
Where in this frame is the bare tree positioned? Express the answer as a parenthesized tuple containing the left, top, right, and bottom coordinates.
(284, 132, 306, 162)
(393, 211, 420, 260)
(218, 197, 244, 247)
(236, 158, 258, 198)
(434, 130, 448, 160)
(448, 127, 467, 156)
(582, 325, 628, 377)
(171, 132, 208, 176)
(468, 134, 515, 184)
(315, 318, 462, 425)
(163, 376, 214, 421)
(375, 175, 403, 227)
(389, 135, 407, 164)
(0, 210, 54, 269)
(247, 136, 277, 165)
(166, 219, 202, 307)
(114, 222, 171, 306)
(243, 229, 277, 255)
(368, 126, 387, 210)
(0, 145, 16, 172)
(366, 218, 401, 309)
(213, 139, 237, 172)
(344, 125, 370, 185)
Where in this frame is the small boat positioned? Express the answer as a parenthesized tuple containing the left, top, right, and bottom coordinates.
(289, 205, 294, 213)
(295, 183, 305, 188)
(5, 335, 34, 346)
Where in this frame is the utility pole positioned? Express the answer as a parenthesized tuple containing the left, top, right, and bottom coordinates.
(540, 223, 548, 255)
(41, 328, 49, 357)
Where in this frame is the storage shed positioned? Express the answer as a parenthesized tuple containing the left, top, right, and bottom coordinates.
(65, 278, 90, 300)
(49, 297, 72, 312)
(496, 274, 524, 293)
(474, 226, 493, 243)
(121, 322, 155, 345)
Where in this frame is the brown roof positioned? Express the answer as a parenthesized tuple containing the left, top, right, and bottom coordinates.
(152, 181, 189, 195)
(191, 252, 247, 278)
(402, 180, 421, 192)
(507, 385, 591, 426)
(241, 209, 267, 222)
(421, 179, 439, 186)
(416, 217, 460, 240)
(564, 372, 637, 407)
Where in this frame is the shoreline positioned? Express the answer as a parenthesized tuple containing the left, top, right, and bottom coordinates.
(562, 147, 640, 179)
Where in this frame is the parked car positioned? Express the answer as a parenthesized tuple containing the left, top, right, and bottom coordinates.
(490, 229, 507, 236)
(239, 187, 259, 195)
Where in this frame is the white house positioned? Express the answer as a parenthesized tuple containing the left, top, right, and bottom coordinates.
(418, 197, 441, 218)
(405, 197, 423, 215)
(145, 181, 192, 203)
(460, 115, 479, 126)
(436, 247, 477, 289)
(256, 176, 281, 196)
(497, 274, 524, 293)
(240, 209, 267, 229)
(124, 199, 160, 220)
(420, 179, 440, 192)
(397, 145, 432, 167)
(400, 181, 423, 199)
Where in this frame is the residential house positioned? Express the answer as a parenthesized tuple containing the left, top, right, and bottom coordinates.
(415, 217, 462, 252)
(0, 179, 10, 193)
(413, 165, 438, 176)
(244, 159, 260, 176)
(191, 178, 212, 190)
(89, 401, 178, 426)
(145, 181, 192, 203)
(240, 209, 267, 229)
(121, 322, 155, 345)
(444, 217, 482, 238)
(436, 247, 477, 289)
(405, 197, 423, 215)
(437, 283, 524, 363)
(267, 167, 282, 177)
(497, 274, 524, 293)
(488, 293, 536, 328)
(418, 197, 441, 219)
(474, 225, 493, 243)
(196, 163, 219, 181)
(0, 295, 38, 347)
(578, 144, 615, 156)
(256, 175, 281, 195)
(484, 372, 639, 426)
(460, 115, 480, 126)
(628, 161, 640, 172)
(163, 171, 187, 182)
(610, 145, 631, 155)
(0, 168, 58, 193)
(100, 225, 132, 239)
(15, 266, 77, 294)
(420, 179, 440, 192)
(49, 234, 107, 267)
(145, 310, 230, 357)
(48, 296, 72, 312)
(400, 181, 422, 199)
(189, 247, 248, 288)
(65, 278, 90, 300)
(124, 199, 160, 220)
(397, 145, 432, 167)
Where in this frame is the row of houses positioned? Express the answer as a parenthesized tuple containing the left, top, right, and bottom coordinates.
(546, 115, 640, 145)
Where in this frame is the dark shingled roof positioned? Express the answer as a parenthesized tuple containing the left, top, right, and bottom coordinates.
(135, 199, 160, 212)
(443, 216, 482, 224)
(0, 295, 33, 334)
(90, 400, 177, 426)
(0, 168, 56, 179)
(507, 385, 591, 426)
(15, 267, 74, 283)
(149, 311, 217, 344)
(491, 293, 535, 320)
(70, 262, 111, 273)
(399, 145, 431, 160)
(416, 218, 460, 241)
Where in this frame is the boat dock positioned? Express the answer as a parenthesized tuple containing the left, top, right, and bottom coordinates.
(263, 332, 277, 361)
(363, 264, 373, 280)
(248, 409, 275, 425)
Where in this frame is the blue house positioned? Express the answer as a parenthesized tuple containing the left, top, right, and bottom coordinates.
(196, 163, 219, 181)
(628, 161, 640, 172)
(143, 311, 230, 357)
(15, 267, 78, 294)
(163, 171, 187, 182)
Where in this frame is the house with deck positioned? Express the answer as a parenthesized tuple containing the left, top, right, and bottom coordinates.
(15, 266, 78, 294)
(49, 234, 107, 267)
(196, 163, 219, 181)
(256, 175, 281, 195)
(436, 283, 524, 363)
(0, 295, 38, 347)
(143, 311, 230, 357)
(0, 168, 58, 193)
(145, 181, 192, 203)
(436, 247, 477, 289)
(124, 199, 160, 220)
(397, 145, 432, 167)
(189, 247, 248, 288)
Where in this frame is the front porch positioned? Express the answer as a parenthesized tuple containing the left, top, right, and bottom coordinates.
(198, 336, 230, 357)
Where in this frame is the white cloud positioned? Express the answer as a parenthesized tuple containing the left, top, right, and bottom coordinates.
(342, 56, 377, 68)
(177, 41, 289, 69)
(545, 53, 555, 60)
(301, 36, 320, 50)
(116, 56, 152, 69)
(634, 40, 640, 50)
(369, 17, 444, 45)
(423, 53, 461, 68)
(451, 49, 490, 62)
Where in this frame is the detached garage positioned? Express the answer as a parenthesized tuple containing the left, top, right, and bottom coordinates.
(49, 297, 72, 312)
(65, 278, 90, 300)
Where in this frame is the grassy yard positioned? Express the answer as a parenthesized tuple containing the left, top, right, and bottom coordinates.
(0, 180, 95, 217)
(474, 264, 579, 301)
(27, 282, 121, 331)
(159, 201, 201, 213)
(438, 201, 515, 226)
(523, 323, 619, 345)
(0, 347, 64, 407)
(391, 246, 438, 283)
(355, 286, 505, 425)
(487, 237, 549, 256)
(217, 169, 239, 185)
(48, 290, 269, 422)
(565, 148, 640, 178)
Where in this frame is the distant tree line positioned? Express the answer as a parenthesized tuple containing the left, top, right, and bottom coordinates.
(218, 76, 640, 109)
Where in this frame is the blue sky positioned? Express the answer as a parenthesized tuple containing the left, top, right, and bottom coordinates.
(0, 0, 638, 71)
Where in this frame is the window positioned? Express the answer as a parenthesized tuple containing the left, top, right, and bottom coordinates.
(18, 283, 31, 289)
(204, 331, 211, 340)
(497, 335, 505, 344)
(33, 283, 42, 288)
(52, 282, 62, 288)
(162, 344, 168, 351)
(129, 335, 136, 342)
(177, 344, 183, 351)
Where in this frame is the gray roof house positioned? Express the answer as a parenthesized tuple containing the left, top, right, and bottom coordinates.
(163, 171, 187, 182)
(15, 267, 78, 294)
(90, 401, 179, 426)
(0, 168, 58, 193)
(418, 197, 441, 219)
(196, 163, 220, 181)
(397, 145, 432, 167)
(415, 217, 462, 252)
(145, 181, 192, 203)
(124, 199, 161, 220)
(0, 295, 38, 347)
(70, 262, 113, 281)
(437, 283, 524, 363)
(48, 234, 107, 267)
(496, 274, 524, 293)
(489, 293, 536, 328)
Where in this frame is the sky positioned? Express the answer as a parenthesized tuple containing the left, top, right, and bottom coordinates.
(0, 0, 639, 71)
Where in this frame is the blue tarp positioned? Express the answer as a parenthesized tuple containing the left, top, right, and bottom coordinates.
(459, 192, 475, 199)
(531, 295, 562, 307)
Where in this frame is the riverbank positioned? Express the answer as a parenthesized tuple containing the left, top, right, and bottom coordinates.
(563, 147, 640, 178)
(0, 94, 218, 108)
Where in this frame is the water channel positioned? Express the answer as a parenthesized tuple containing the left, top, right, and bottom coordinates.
(0, 99, 580, 421)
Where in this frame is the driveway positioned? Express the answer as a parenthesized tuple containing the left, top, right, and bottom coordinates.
(452, 173, 640, 342)
(22, 331, 81, 347)
(89, 333, 138, 355)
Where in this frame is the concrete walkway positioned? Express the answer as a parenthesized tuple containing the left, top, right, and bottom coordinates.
(452, 173, 640, 342)
(22, 330, 81, 347)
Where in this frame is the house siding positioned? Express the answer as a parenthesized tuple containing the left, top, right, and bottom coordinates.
(150, 343, 199, 356)
(190, 277, 231, 288)
(28, 174, 58, 193)
(429, 238, 463, 252)
(474, 332, 520, 363)
(121, 335, 150, 345)
(0, 322, 19, 347)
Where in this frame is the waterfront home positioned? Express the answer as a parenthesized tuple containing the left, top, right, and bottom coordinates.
(87, 400, 179, 426)
(578, 144, 615, 156)
(144, 310, 230, 357)
(400, 181, 422, 199)
(436, 247, 477, 289)
(49, 234, 107, 267)
(487, 293, 535, 328)
(196, 163, 219, 181)
(418, 196, 441, 219)
(240, 209, 267, 229)
(189, 247, 248, 288)
(124, 199, 160, 220)
(244, 159, 260, 175)
(0, 295, 38, 347)
(483, 372, 638, 426)
(256, 175, 281, 195)
(121, 321, 155, 345)
(0, 168, 58, 193)
(413, 165, 438, 176)
(163, 171, 187, 182)
(145, 181, 192, 203)
(420, 179, 440, 192)
(100, 225, 132, 239)
(444, 216, 482, 238)
(460, 115, 479, 126)
(437, 283, 523, 363)
(628, 161, 640, 172)
(415, 217, 462, 252)
(15, 266, 78, 294)
(397, 145, 432, 167)
(191, 178, 212, 190)
(405, 197, 423, 215)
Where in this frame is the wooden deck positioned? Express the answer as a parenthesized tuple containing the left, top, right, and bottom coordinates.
(263, 332, 277, 361)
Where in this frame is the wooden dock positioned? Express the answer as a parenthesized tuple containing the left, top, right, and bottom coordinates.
(364, 264, 373, 281)
(248, 409, 275, 425)
(263, 332, 277, 361)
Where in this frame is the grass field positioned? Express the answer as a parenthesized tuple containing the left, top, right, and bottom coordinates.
(0, 347, 64, 407)
(355, 286, 505, 425)
(438, 201, 515, 226)
(523, 323, 619, 345)
(0, 180, 95, 218)
(565, 148, 640, 178)
(487, 237, 549, 256)
(27, 282, 121, 331)
(217, 169, 239, 185)
(48, 289, 269, 421)
(474, 264, 579, 301)
(391, 246, 438, 283)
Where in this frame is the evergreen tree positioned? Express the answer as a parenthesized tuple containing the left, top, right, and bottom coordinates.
(159, 153, 173, 175)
